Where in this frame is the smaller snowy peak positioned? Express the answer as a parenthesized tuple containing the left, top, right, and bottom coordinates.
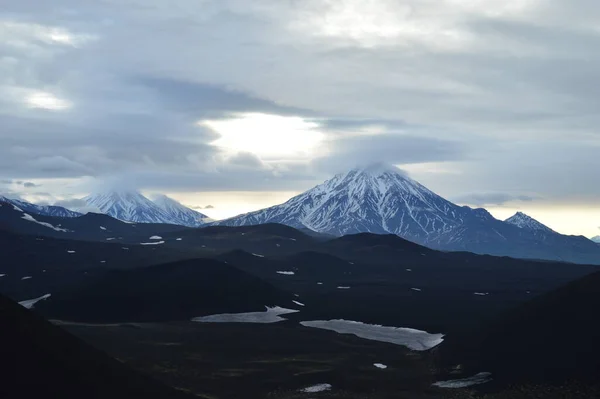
(505, 212, 555, 233)
(84, 189, 212, 227)
(150, 194, 210, 227)
(84, 190, 175, 225)
(592, 235, 600, 244)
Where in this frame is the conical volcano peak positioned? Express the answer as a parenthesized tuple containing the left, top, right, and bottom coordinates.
(505, 211, 555, 233)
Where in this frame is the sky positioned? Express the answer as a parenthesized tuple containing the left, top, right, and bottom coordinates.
(1, 0, 600, 238)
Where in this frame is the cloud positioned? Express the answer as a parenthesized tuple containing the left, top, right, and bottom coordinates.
(313, 132, 466, 174)
(22, 181, 40, 188)
(1, 0, 600, 212)
(453, 193, 538, 207)
(52, 197, 101, 214)
(193, 204, 215, 210)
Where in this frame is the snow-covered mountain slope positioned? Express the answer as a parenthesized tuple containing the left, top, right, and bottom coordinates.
(215, 164, 600, 264)
(0, 195, 81, 218)
(505, 212, 555, 234)
(592, 236, 600, 244)
(84, 191, 209, 227)
(151, 194, 212, 227)
(215, 164, 492, 239)
(84, 191, 169, 224)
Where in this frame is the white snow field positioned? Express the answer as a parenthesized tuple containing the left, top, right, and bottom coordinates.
(433, 372, 492, 388)
(300, 320, 444, 351)
(19, 294, 51, 309)
(192, 306, 299, 324)
(300, 383, 332, 393)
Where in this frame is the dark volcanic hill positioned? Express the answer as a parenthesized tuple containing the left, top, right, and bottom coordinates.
(35, 258, 296, 323)
(437, 269, 600, 389)
(0, 293, 191, 399)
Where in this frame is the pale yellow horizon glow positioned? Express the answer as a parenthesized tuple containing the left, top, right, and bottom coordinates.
(168, 190, 302, 221)
(201, 113, 326, 160)
(170, 190, 599, 239)
(487, 206, 600, 239)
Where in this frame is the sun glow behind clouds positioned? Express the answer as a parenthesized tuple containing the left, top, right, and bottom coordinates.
(201, 113, 326, 160)
(25, 91, 72, 110)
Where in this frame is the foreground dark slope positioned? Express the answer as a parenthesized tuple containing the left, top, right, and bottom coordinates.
(35, 258, 296, 322)
(0, 294, 192, 399)
(437, 269, 600, 389)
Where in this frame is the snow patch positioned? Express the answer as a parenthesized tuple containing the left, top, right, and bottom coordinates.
(292, 300, 305, 307)
(192, 306, 299, 324)
(99, 226, 107, 230)
(149, 235, 162, 240)
(252, 253, 265, 257)
(300, 383, 331, 393)
(106, 237, 116, 240)
(67, 250, 76, 254)
(276, 271, 295, 275)
(337, 286, 351, 289)
(0, 274, 5, 277)
(317, 282, 323, 285)
(22, 213, 70, 232)
(21, 276, 32, 280)
(433, 372, 492, 388)
(19, 294, 51, 309)
(140, 241, 165, 245)
(374, 363, 387, 369)
(411, 288, 422, 292)
(176, 238, 182, 241)
(473, 292, 489, 296)
(300, 320, 444, 351)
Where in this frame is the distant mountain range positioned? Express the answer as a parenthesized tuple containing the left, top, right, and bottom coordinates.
(216, 164, 600, 264)
(0, 191, 210, 227)
(0, 195, 81, 218)
(2, 165, 599, 263)
(592, 236, 600, 244)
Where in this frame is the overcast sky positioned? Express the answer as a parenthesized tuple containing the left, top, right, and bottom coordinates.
(1, 0, 600, 237)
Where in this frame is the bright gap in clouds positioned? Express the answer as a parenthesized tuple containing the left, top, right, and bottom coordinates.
(201, 113, 325, 160)
(25, 91, 72, 110)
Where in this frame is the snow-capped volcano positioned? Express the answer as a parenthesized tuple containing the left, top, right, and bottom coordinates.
(215, 164, 600, 264)
(151, 194, 212, 227)
(0, 195, 81, 218)
(83, 190, 210, 227)
(505, 212, 555, 233)
(216, 163, 492, 239)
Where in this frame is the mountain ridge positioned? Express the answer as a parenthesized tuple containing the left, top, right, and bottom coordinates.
(84, 190, 209, 227)
(0, 195, 82, 218)
(215, 164, 600, 264)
